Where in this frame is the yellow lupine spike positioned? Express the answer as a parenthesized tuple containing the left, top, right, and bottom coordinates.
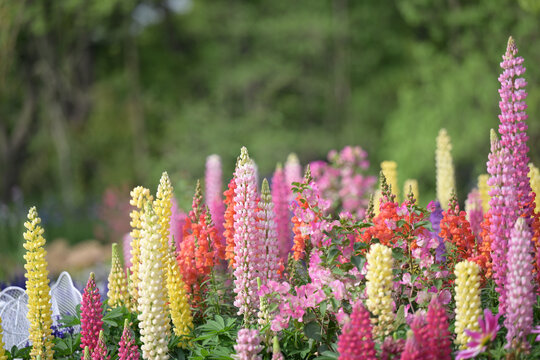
(436, 129, 456, 210)
(166, 243, 193, 347)
(529, 163, 540, 213)
(365, 243, 394, 337)
(107, 243, 131, 310)
(154, 171, 174, 266)
(478, 174, 490, 213)
(0, 317, 7, 360)
(454, 260, 482, 348)
(128, 186, 154, 303)
(403, 179, 419, 203)
(381, 161, 399, 201)
(23, 207, 54, 360)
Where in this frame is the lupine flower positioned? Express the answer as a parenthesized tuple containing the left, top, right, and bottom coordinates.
(400, 330, 424, 360)
(166, 243, 193, 347)
(381, 161, 399, 201)
(107, 243, 131, 309)
(233, 328, 262, 360)
(169, 197, 187, 249)
(337, 301, 377, 360)
(530, 163, 540, 213)
(366, 243, 394, 337)
(224, 177, 237, 267)
(380, 337, 405, 360)
(0, 316, 7, 360)
(436, 129, 456, 210)
(258, 179, 280, 283)
(128, 186, 154, 302)
(465, 189, 483, 239)
(456, 309, 500, 360)
(84, 347, 91, 360)
(285, 153, 302, 199)
(233, 147, 264, 322)
(425, 297, 452, 360)
(23, 207, 54, 360)
(118, 320, 140, 360)
(505, 217, 534, 350)
(91, 331, 109, 360)
(477, 174, 490, 213)
(138, 204, 171, 360)
(271, 336, 285, 360)
(498, 37, 534, 222)
(154, 172, 174, 268)
(271, 164, 292, 261)
(454, 260, 482, 348)
(80, 273, 104, 356)
(122, 233, 132, 269)
(531, 326, 540, 342)
(205, 154, 226, 246)
(403, 179, 419, 203)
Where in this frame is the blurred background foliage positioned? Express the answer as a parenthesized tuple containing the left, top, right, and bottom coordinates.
(1, 0, 540, 277)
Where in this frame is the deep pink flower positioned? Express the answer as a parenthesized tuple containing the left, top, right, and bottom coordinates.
(271, 165, 292, 261)
(337, 301, 377, 360)
(456, 309, 500, 360)
(118, 321, 140, 360)
(80, 273, 104, 357)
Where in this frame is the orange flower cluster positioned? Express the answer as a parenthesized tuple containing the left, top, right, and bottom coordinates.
(291, 194, 310, 261)
(177, 190, 224, 305)
(470, 212, 492, 279)
(439, 197, 477, 273)
(224, 178, 237, 267)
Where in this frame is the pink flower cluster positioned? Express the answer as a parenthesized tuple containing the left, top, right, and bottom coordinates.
(233, 329, 263, 360)
(337, 301, 377, 360)
(310, 146, 376, 218)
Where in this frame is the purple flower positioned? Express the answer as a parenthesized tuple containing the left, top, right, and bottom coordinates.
(456, 309, 500, 360)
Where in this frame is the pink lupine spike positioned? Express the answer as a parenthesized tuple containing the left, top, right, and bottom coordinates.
(285, 153, 302, 200)
(234, 328, 263, 360)
(425, 297, 452, 360)
(91, 331, 109, 360)
(465, 189, 483, 240)
(259, 179, 280, 283)
(80, 273, 104, 357)
(169, 197, 187, 249)
(271, 164, 292, 261)
(205, 154, 226, 246)
(118, 320, 140, 360)
(122, 233, 132, 269)
(337, 301, 377, 360)
(505, 218, 534, 350)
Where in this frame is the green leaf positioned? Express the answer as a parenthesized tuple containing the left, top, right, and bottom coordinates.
(304, 321, 322, 342)
(351, 255, 366, 271)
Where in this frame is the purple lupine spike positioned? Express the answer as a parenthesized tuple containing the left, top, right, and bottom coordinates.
(259, 179, 280, 283)
(233, 328, 263, 360)
(118, 320, 140, 360)
(80, 273, 104, 357)
(337, 301, 377, 360)
(233, 147, 265, 322)
(205, 155, 226, 246)
(271, 164, 292, 261)
(429, 201, 445, 262)
(505, 218, 534, 350)
(465, 189, 483, 240)
(169, 197, 187, 249)
(498, 37, 534, 221)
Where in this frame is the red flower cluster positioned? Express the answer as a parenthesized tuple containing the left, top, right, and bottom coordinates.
(224, 177, 236, 267)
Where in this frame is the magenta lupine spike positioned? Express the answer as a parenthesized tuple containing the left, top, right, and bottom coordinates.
(119, 320, 140, 360)
(505, 218, 534, 350)
(337, 301, 377, 360)
(425, 297, 452, 360)
(271, 164, 291, 261)
(233, 147, 265, 322)
(401, 330, 425, 360)
(498, 37, 534, 221)
(205, 154, 226, 245)
(259, 179, 280, 283)
(487, 130, 513, 314)
(233, 328, 263, 360)
(80, 273, 104, 357)
(91, 330, 109, 360)
(285, 153, 302, 200)
(408, 316, 428, 360)
(169, 197, 187, 249)
(465, 189, 483, 240)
